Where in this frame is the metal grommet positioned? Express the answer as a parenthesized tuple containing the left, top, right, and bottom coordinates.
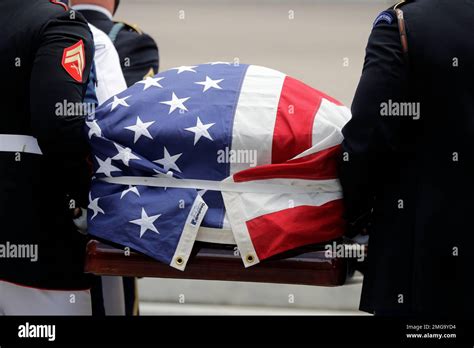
(246, 254, 255, 263)
(175, 256, 185, 266)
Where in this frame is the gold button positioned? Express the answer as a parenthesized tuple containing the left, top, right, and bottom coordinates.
(175, 256, 185, 265)
(246, 254, 255, 263)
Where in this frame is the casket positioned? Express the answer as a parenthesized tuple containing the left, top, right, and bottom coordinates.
(85, 62, 352, 282)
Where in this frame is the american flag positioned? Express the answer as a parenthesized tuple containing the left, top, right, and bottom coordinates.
(87, 63, 351, 270)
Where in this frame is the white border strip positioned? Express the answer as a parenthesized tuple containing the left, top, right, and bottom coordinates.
(222, 187, 260, 268)
(101, 176, 341, 194)
(170, 194, 208, 271)
(229, 190, 343, 223)
(196, 227, 236, 244)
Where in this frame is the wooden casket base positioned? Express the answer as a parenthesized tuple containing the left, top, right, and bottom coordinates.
(85, 240, 348, 286)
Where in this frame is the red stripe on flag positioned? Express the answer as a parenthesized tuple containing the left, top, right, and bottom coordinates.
(246, 200, 345, 260)
(271, 77, 344, 164)
(272, 76, 321, 164)
(234, 144, 341, 182)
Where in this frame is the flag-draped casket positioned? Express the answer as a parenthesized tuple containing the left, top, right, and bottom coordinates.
(87, 63, 351, 270)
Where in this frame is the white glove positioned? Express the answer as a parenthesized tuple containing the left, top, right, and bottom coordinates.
(73, 208, 88, 235)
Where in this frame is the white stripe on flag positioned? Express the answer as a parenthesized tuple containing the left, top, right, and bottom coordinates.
(230, 191, 342, 222)
(223, 178, 342, 222)
(230, 65, 286, 174)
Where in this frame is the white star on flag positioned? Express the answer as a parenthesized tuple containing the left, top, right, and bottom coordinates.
(185, 117, 215, 145)
(96, 156, 121, 177)
(112, 143, 140, 166)
(137, 76, 165, 90)
(170, 65, 197, 74)
(86, 120, 102, 139)
(130, 208, 161, 238)
(154, 147, 182, 173)
(88, 194, 104, 220)
(195, 76, 224, 92)
(160, 92, 190, 114)
(125, 116, 155, 143)
(108, 95, 131, 111)
(120, 185, 140, 199)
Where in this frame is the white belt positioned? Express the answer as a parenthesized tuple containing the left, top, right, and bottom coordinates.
(0, 135, 43, 155)
(101, 176, 342, 194)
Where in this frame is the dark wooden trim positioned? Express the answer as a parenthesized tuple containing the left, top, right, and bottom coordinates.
(85, 240, 348, 286)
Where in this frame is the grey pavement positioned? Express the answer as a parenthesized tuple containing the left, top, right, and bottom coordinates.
(117, 0, 393, 105)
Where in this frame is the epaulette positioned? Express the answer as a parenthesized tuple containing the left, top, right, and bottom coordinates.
(108, 21, 144, 43)
(114, 20, 143, 35)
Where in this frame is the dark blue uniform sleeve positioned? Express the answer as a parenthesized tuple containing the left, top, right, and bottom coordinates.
(29, 10, 94, 208)
(340, 10, 410, 235)
(30, 10, 94, 156)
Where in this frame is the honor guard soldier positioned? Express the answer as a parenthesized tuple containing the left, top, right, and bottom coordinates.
(0, 0, 94, 314)
(341, 0, 474, 317)
(70, 0, 160, 316)
(71, 0, 160, 87)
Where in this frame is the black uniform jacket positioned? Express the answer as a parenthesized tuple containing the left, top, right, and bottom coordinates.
(341, 0, 474, 317)
(77, 9, 159, 86)
(0, 0, 94, 290)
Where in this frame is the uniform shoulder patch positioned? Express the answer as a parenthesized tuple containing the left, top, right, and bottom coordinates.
(62, 40, 86, 83)
(373, 11, 394, 27)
